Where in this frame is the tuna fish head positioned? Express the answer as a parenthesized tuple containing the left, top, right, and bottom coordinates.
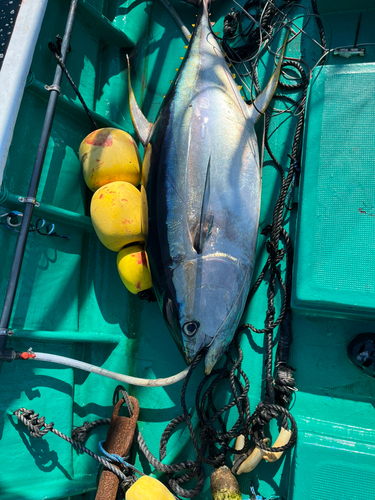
(172, 253, 249, 374)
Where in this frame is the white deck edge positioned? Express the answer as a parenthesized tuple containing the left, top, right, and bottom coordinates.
(0, 0, 49, 187)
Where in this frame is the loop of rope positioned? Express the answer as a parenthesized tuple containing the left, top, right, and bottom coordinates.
(72, 418, 111, 442)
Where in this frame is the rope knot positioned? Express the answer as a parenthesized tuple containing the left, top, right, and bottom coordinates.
(14, 408, 54, 438)
(252, 402, 278, 428)
(266, 241, 284, 263)
(274, 364, 297, 405)
(223, 8, 239, 37)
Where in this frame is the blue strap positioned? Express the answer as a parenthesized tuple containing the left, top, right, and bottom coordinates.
(249, 483, 282, 500)
(98, 440, 144, 476)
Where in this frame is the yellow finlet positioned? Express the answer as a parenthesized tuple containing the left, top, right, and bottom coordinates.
(238, 85, 242, 91)
(214, 32, 220, 36)
(192, 24, 195, 27)
(184, 45, 188, 49)
(180, 56, 184, 60)
(232, 73, 236, 79)
(170, 80, 173, 83)
(188, 35, 191, 38)
(222, 52, 226, 57)
(175, 68, 179, 71)
(211, 21, 215, 26)
(227, 63, 232, 68)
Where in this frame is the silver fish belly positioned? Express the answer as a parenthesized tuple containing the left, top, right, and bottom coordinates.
(128, 0, 286, 374)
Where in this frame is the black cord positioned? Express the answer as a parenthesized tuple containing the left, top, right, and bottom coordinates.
(48, 40, 98, 130)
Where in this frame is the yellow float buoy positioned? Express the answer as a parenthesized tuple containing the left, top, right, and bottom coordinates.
(117, 244, 152, 294)
(91, 181, 144, 252)
(125, 476, 175, 500)
(79, 128, 141, 191)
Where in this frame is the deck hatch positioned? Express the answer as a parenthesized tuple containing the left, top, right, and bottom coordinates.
(293, 63, 375, 315)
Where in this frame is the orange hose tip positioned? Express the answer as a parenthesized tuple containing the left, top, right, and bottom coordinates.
(20, 352, 36, 360)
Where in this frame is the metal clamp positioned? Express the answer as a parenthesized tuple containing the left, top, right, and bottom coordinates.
(18, 196, 40, 207)
(0, 328, 14, 336)
(44, 84, 61, 95)
(333, 47, 365, 58)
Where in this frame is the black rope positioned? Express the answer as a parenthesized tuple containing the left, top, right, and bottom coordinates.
(238, 55, 308, 407)
(48, 39, 98, 130)
(13, 408, 132, 488)
(139, 333, 297, 497)
(207, 1, 316, 468)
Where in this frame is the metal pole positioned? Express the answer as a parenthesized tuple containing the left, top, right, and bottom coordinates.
(0, 0, 79, 366)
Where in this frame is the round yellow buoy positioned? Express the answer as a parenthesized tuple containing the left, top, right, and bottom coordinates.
(117, 244, 152, 294)
(79, 128, 141, 191)
(125, 476, 175, 500)
(91, 181, 144, 252)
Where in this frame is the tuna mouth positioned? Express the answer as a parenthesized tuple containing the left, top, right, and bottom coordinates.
(184, 333, 215, 362)
(203, 329, 232, 375)
(204, 352, 218, 375)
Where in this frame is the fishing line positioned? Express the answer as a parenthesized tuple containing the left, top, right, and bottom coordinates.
(271, 1, 326, 51)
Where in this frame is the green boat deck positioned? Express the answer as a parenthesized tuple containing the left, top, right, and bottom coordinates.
(0, 0, 375, 499)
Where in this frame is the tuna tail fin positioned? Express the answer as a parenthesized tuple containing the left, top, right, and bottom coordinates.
(247, 31, 289, 124)
(126, 55, 154, 147)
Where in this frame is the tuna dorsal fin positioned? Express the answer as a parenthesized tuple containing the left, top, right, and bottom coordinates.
(194, 155, 213, 254)
(247, 32, 289, 124)
(126, 55, 154, 147)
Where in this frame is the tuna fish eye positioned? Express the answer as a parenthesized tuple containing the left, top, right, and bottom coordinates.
(183, 321, 200, 337)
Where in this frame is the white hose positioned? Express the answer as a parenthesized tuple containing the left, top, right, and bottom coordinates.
(31, 352, 189, 387)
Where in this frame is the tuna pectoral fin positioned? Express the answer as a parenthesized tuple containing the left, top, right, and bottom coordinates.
(193, 155, 213, 254)
(247, 32, 289, 124)
(126, 55, 154, 147)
